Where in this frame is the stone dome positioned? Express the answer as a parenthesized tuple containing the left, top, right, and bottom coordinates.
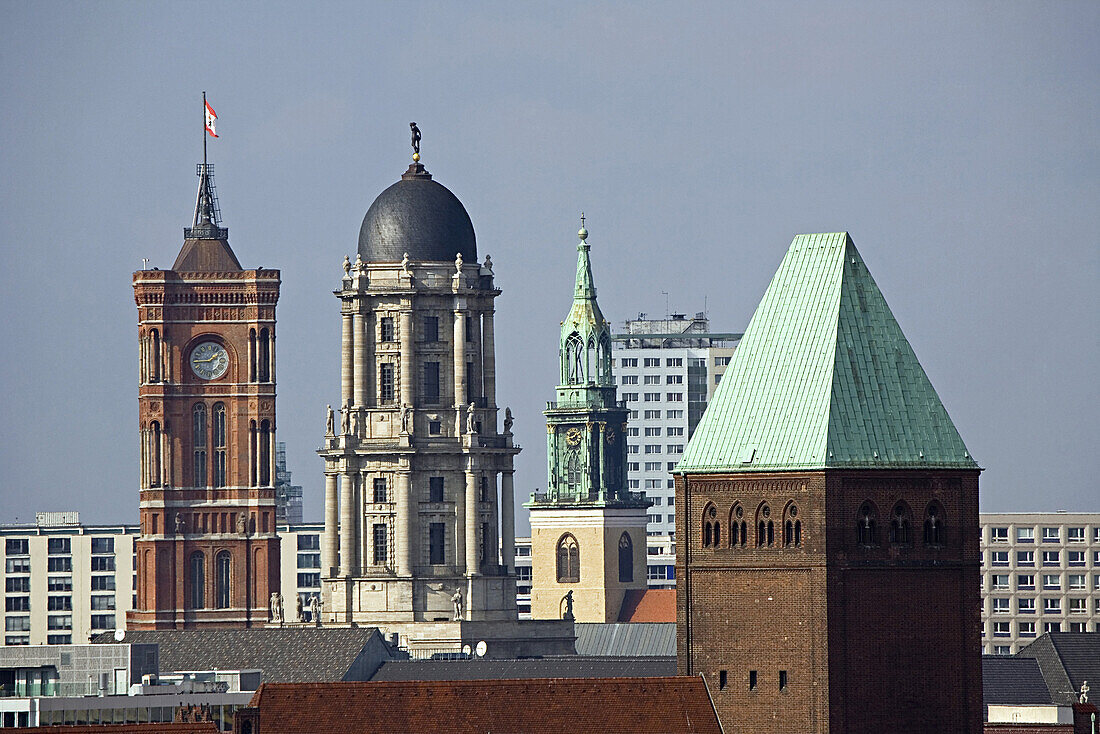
(357, 163, 477, 263)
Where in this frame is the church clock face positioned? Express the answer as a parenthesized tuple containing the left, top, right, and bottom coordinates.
(190, 341, 229, 380)
(565, 427, 583, 446)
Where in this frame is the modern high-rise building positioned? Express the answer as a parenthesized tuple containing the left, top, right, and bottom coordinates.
(129, 162, 281, 630)
(980, 512, 1100, 654)
(317, 145, 520, 624)
(526, 223, 649, 622)
(274, 442, 304, 526)
(612, 315, 740, 540)
(676, 233, 982, 733)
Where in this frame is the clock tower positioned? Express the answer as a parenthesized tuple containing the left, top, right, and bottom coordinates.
(526, 222, 650, 623)
(128, 164, 281, 630)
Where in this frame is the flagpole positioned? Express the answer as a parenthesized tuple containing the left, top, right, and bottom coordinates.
(202, 91, 207, 169)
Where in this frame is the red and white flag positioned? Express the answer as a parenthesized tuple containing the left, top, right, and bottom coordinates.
(204, 100, 218, 138)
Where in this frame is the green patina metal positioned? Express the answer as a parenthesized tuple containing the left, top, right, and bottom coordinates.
(528, 225, 647, 509)
(677, 232, 977, 473)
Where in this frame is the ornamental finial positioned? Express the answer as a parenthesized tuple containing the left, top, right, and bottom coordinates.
(578, 212, 588, 242)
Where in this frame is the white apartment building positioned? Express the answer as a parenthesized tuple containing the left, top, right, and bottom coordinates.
(2, 514, 137, 647)
(612, 313, 740, 539)
(980, 512, 1100, 655)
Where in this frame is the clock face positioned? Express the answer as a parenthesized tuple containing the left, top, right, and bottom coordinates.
(190, 341, 229, 380)
(565, 427, 583, 446)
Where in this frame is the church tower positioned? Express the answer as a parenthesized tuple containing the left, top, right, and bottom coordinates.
(676, 233, 982, 732)
(527, 222, 650, 623)
(317, 137, 520, 624)
(129, 163, 281, 630)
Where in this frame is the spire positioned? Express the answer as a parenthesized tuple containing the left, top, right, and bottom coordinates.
(559, 217, 611, 387)
(573, 213, 596, 301)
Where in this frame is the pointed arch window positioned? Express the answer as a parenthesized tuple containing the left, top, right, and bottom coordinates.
(618, 533, 633, 582)
(212, 403, 227, 488)
(757, 504, 774, 547)
(702, 504, 720, 548)
(189, 552, 205, 609)
(784, 504, 801, 547)
(598, 334, 612, 384)
(556, 534, 580, 583)
(215, 552, 231, 609)
(192, 403, 207, 488)
(923, 503, 946, 546)
(565, 450, 582, 496)
(857, 503, 878, 547)
(565, 333, 584, 384)
(890, 503, 912, 545)
(729, 505, 747, 548)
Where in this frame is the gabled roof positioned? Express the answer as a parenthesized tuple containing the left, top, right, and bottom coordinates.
(25, 725, 218, 734)
(94, 627, 399, 683)
(244, 677, 722, 734)
(1017, 633, 1100, 705)
(982, 656, 1052, 706)
(617, 589, 677, 623)
(369, 656, 675, 681)
(574, 622, 676, 656)
(678, 232, 977, 473)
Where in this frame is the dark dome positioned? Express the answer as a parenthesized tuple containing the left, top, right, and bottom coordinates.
(358, 163, 476, 263)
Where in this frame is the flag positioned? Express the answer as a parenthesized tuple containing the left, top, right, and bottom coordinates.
(205, 100, 218, 138)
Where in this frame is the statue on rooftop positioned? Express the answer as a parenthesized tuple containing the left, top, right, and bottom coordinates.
(310, 594, 321, 626)
(410, 122, 421, 157)
(295, 594, 304, 623)
(451, 590, 463, 621)
(1080, 680, 1090, 704)
(504, 407, 513, 435)
(325, 404, 335, 436)
(270, 591, 283, 623)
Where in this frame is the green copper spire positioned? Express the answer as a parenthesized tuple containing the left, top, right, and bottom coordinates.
(677, 232, 978, 473)
(530, 220, 646, 509)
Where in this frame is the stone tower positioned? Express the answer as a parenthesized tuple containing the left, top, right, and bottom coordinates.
(527, 223, 650, 623)
(675, 233, 982, 732)
(317, 151, 520, 624)
(129, 164, 281, 630)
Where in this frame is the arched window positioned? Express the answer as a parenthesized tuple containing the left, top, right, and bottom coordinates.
(212, 403, 227, 488)
(150, 421, 162, 488)
(192, 403, 207, 488)
(783, 504, 801, 547)
(585, 337, 596, 384)
(890, 503, 912, 545)
(150, 329, 161, 382)
(248, 328, 257, 382)
(857, 503, 878, 546)
(702, 504, 720, 548)
(258, 327, 270, 382)
(618, 533, 633, 582)
(189, 552, 205, 609)
(757, 504, 773, 547)
(729, 505, 746, 548)
(565, 451, 581, 496)
(556, 534, 580, 583)
(923, 503, 945, 546)
(215, 552, 231, 609)
(564, 333, 584, 384)
(259, 419, 271, 486)
(598, 334, 612, 384)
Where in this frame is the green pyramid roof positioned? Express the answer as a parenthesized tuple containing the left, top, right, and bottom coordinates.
(677, 232, 977, 473)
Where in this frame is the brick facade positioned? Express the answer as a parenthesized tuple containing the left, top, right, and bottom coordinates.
(677, 469, 982, 733)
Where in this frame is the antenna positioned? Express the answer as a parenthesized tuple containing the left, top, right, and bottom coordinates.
(661, 291, 669, 320)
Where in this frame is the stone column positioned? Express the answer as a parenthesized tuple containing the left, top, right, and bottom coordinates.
(482, 310, 496, 411)
(353, 310, 366, 407)
(395, 471, 413, 576)
(453, 308, 466, 413)
(468, 309, 481, 400)
(339, 472, 355, 576)
(501, 470, 515, 570)
(465, 463, 479, 576)
(269, 426, 278, 494)
(323, 473, 338, 576)
(399, 310, 414, 407)
(340, 312, 354, 408)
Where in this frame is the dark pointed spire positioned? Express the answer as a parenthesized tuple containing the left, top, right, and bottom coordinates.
(186, 164, 227, 239)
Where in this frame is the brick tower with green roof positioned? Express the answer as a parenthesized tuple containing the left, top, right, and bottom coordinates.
(675, 233, 982, 732)
(526, 222, 650, 622)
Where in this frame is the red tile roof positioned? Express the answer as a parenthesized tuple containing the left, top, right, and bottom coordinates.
(617, 589, 677, 622)
(242, 676, 722, 733)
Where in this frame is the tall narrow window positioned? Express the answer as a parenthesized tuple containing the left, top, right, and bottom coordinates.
(249, 328, 257, 382)
(422, 362, 440, 404)
(192, 403, 207, 488)
(215, 552, 230, 609)
(556, 534, 580, 583)
(259, 420, 271, 486)
(924, 504, 945, 546)
(380, 317, 395, 342)
(258, 328, 270, 382)
(212, 403, 227, 488)
(189, 552, 205, 609)
(857, 503, 877, 546)
(566, 451, 581, 495)
(150, 329, 161, 382)
(479, 476, 490, 503)
(429, 523, 445, 565)
(890, 503, 911, 545)
(618, 533, 633, 582)
(150, 421, 162, 487)
(423, 315, 439, 343)
(565, 333, 583, 384)
(373, 524, 388, 566)
(380, 364, 395, 404)
(373, 477, 387, 503)
(481, 522, 492, 566)
(429, 476, 444, 503)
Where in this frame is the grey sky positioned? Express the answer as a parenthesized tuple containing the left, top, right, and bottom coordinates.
(1, 2, 1096, 533)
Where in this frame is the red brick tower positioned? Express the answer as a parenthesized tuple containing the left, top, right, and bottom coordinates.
(128, 163, 281, 629)
(676, 233, 982, 733)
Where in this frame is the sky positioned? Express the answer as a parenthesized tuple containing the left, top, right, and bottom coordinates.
(1, 1, 1097, 533)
